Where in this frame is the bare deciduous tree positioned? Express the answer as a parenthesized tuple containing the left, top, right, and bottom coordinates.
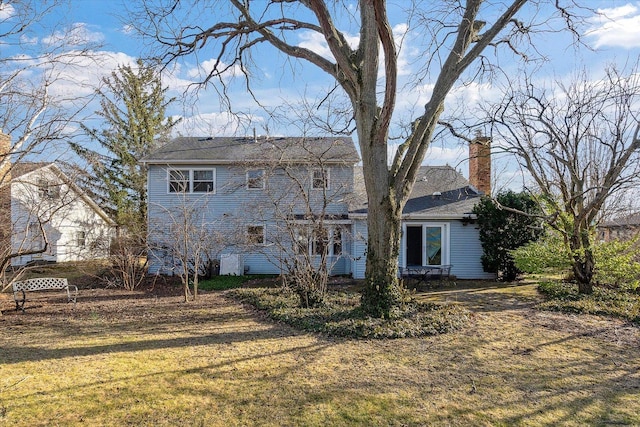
(1, 0, 106, 296)
(133, 0, 584, 316)
(488, 65, 640, 293)
(227, 139, 356, 307)
(149, 195, 223, 302)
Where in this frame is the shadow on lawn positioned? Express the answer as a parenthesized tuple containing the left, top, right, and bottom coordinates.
(0, 325, 314, 365)
(415, 281, 542, 312)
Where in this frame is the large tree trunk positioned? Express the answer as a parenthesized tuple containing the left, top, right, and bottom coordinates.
(361, 189, 403, 318)
(357, 98, 406, 317)
(570, 229, 595, 294)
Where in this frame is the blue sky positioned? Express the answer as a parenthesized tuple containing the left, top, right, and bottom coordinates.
(2, 0, 640, 189)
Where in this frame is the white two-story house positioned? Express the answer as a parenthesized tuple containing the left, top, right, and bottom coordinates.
(8, 163, 116, 266)
(143, 136, 494, 280)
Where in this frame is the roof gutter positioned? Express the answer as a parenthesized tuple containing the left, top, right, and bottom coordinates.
(140, 159, 360, 166)
(348, 212, 477, 221)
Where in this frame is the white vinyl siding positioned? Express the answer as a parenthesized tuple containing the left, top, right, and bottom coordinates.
(147, 164, 355, 276)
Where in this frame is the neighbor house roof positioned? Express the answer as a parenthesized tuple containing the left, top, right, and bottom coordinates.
(599, 212, 640, 228)
(350, 165, 481, 218)
(141, 136, 360, 165)
(9, 162, 50, 179)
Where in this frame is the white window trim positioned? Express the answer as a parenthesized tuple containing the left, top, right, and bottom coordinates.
(247, 224, 266, 246)
(246, 169, 265, 190)
(311, 168, 330, 190)
(401, 222, 450, 267)
(76, 230, 86, 248)
(294, 223, 344, 257)
(167, 168, 216, 194)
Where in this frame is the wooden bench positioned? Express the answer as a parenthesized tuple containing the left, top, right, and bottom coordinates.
(400, 265, 453, 285)
(12, 278, 78, 312)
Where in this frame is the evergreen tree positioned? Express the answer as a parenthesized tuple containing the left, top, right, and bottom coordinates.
(473, 191, 544, 281)
(71, 59, 179, 234)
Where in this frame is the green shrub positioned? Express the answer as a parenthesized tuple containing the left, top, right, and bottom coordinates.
(515, 234, 640, 290)
(512, 234, 572, 274)
(593, 239, 640, 291)
(473, 192, 544, 281)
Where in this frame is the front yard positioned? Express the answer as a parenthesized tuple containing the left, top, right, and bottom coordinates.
(1, 277, 639, 426)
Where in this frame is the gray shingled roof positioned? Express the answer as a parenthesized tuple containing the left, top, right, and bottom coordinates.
(10, 162, 50, 178)
(350, 165, 481, 217)
(600, 212, 640, 228)
(142, 136, 360, 164)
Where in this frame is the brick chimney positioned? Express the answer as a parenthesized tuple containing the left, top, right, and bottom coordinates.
(0, 130, 10, 185)
(0, 130, 11, 250)
(469, 133, 491, 196)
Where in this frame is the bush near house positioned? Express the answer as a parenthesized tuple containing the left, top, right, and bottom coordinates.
(473, 191, 543, 281)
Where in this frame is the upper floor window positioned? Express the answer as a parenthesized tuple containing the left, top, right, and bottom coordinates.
(247, 169, 265, 190)
(193, 170, 214, 192)
(37, 179, 60, 199)
(312, 168, 330, 189)
(168, 169, 215, 194)
(169, 170, 189, 193)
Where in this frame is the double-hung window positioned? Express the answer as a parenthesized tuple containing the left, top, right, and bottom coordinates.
(247, 225, 265, 245)
(168, 169, 215, 194)
(193, 170, 214, 192)
(37, 178, 60, 199)
(76, 230, 86, 248)
(294, 225, 343, 257)
(169, 170, 190, 193)
(312, 168, 330, 190)
(247, 169, 265, 190)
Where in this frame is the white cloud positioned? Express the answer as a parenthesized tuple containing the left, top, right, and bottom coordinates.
(120, 24, 135, 35)
(186, 58, 242, 81)
(298, 30, 359, 60)
(0, 3, 15, 19)
(448, 81, 497, 106)
(41, 50, 137, 100)
(172, 112, 261, 136)
(19, 34, 39, 45)
(387, 141, 467, 167)
(42, 23, 105, 47)
(393, 23, 413, 77)
(586, 3, 640, 49)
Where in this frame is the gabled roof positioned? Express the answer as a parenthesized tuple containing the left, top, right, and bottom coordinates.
(11, 162, 116, 227)
(9, 162, 50, 179)
(141, 136, 360, 165)
(350, 165, 481, 218)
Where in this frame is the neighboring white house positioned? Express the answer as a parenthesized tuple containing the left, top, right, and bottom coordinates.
(142, 135, 496, 280)
(9, 162, 116, 266)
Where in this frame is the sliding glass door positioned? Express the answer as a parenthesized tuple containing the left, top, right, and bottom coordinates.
(403, 223, 449, 267)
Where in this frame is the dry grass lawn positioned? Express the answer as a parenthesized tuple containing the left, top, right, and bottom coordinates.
(1, 281, 639, 426)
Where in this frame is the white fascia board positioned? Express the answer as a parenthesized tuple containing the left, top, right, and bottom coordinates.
(141, 159, 357, 166)
(348, 213, 477, 220)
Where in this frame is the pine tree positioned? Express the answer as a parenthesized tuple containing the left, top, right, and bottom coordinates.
(71, 59, 179, 235)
